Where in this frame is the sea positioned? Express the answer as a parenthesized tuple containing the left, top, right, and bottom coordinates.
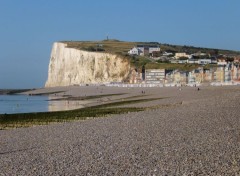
(0, 94, 85, 114)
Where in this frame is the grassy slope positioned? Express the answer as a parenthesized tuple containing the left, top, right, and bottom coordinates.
(62, 40, 240, 57)
(63, 40, 137, 55)
(61, 40, 239, 71)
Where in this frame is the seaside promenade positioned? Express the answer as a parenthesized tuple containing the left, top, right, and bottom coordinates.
(0, 85, 240, 175)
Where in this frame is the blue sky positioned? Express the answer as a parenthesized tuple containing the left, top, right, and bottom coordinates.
(0, 0, 239, 88)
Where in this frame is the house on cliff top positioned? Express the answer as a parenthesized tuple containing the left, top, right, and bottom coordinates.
(128, 45, 160, 56)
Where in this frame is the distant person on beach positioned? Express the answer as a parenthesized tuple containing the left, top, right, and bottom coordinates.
(197, 87, 200, 91)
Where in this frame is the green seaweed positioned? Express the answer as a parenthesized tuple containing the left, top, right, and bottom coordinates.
(51, 93, 126, 101)
(0, 98, 161, 129)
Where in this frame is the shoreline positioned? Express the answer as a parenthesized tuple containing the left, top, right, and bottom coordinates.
(1, 84, 239, 116)
(23, 84, 240, 109)
(0, 84, 240, 174)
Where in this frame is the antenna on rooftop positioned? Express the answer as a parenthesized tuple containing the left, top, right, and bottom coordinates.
(106, 34, 109, 41)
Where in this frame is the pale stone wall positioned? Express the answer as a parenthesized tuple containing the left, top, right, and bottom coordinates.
(45, 42, 131, 87)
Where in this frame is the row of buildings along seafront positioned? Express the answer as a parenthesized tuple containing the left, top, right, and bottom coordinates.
(129, 61, 240, 86)
(127, 45, 240, 86)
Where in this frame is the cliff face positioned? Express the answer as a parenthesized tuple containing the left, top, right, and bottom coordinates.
(45, 42, 131, 87)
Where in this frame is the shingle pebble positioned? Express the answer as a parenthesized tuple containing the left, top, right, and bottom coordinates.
(1, 86, 240, 175)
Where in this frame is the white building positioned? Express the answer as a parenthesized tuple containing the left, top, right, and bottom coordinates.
(162, 51, 173, 56)
(128, 47, 142, 55)
(188, 59, 199, 64)
(217, 59, 227, 66)
(178, 60, 188, 64)
(145, 69, 165, 84)
(198, 58, 212, 65)
(148, 46, 160, 54)
(128, 45, 160, 56)
(175, 53, 190, 59)
(225, 65, 232, 82)
(211, 57, 218, 64)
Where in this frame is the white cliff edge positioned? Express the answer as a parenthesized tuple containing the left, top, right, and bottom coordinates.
(45, 42, 131, 87)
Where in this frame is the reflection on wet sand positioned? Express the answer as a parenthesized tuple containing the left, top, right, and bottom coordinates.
(48, 100, 90, 112)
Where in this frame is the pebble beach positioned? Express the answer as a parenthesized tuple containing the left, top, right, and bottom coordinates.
(1, 85, 240, 175)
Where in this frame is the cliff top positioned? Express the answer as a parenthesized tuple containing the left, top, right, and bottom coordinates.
(61, 40, 240, 56)
(62, 40, 137, 56)
(60, 40, 240, 71)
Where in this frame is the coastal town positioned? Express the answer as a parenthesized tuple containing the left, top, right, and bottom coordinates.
(126, 44, 240, 87)
(2, 1, 240, 175)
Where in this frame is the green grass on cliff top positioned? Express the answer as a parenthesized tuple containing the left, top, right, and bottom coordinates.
(61, 40, 239, 70)
(61, 39, 240, 56)
(62, 39, 137, 56)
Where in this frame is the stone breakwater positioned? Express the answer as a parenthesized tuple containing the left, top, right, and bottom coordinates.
(1, 86, 240, 175)
(45, 42, 131, 87)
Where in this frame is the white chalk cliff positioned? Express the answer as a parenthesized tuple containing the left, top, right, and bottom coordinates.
(45, 42, 131, 87)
